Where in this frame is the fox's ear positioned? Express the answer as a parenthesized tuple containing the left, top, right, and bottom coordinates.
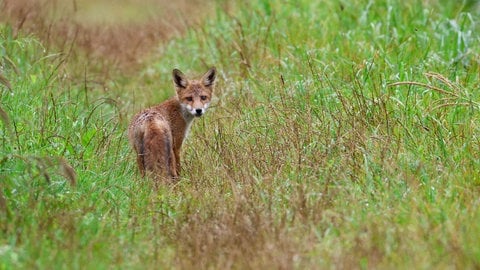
(173, 69, 188, 88)
(202, 67, 216, 87)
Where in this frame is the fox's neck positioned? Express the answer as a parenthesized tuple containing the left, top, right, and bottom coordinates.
(180, 106, 195, 125)
(175, 99, 195, 142)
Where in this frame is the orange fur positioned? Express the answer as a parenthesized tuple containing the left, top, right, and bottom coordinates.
(128, 67, 216, 182)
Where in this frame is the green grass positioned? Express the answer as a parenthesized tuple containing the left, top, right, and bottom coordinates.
(1, 0, 480, 269)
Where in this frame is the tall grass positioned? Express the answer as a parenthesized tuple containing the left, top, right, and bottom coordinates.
(1, 0, 480, 269)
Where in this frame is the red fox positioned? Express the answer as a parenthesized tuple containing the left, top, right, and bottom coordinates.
(128, 67, 216, 181)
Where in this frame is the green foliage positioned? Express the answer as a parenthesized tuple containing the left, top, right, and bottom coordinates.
(2, 0, 480, 269)
(0, 26, 135, 269)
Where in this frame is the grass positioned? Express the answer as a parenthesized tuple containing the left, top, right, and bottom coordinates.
(1, 0, 480, 269)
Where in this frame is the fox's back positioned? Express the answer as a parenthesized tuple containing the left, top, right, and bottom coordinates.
(128, 98, 192, 147)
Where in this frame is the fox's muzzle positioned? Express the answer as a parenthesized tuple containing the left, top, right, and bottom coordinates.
(194, 109, 203, 117)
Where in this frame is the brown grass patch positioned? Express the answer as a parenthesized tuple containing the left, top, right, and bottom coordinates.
(1, 0, 213, 73)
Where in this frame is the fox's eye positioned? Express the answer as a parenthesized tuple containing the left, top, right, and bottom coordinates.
(186, 97, 193, 102)
(200, 95, 207, 101)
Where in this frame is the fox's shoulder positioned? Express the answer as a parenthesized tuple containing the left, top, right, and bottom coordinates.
(131, 98, 182, 123)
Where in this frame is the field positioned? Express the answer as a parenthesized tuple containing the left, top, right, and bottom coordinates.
(1, 0, 480, 269)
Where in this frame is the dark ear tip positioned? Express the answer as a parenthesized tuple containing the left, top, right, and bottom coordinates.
(208, 67, 217, 78)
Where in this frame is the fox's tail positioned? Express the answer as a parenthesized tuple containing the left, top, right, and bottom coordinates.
(141, 119, 177, 180)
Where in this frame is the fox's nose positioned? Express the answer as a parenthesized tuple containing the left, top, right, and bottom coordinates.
(195, 109, 203, 115)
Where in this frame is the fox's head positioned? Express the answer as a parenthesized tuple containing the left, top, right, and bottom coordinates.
(173, 67, 216, 117)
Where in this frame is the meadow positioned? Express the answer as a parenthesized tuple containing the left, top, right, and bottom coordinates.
(1, 0, 480, 269)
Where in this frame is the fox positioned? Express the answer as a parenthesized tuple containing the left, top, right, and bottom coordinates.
(128, 67, 216, 181)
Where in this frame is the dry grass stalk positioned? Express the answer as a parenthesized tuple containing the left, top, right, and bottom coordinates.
(387, 81, 458, 97)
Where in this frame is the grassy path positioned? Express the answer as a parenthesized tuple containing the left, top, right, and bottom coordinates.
(1, 0, 480, 269)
